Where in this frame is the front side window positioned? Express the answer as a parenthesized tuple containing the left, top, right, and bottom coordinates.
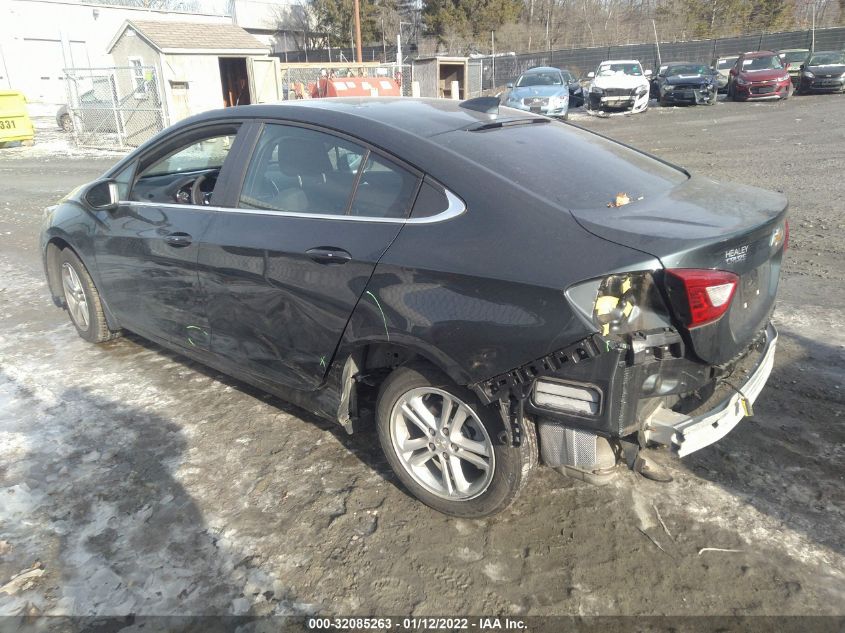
(112, 161, 137, 200)
(130, 126, 239, 205)
(239, 124, 418, 219)
(143, 134, 236, 177)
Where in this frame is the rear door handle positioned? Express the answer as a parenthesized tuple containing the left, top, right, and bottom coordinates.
(306, 247, 352, 265)
(164, 232, 192, 247)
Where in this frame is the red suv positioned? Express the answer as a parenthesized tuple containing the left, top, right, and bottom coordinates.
(728, 51, 793, 101)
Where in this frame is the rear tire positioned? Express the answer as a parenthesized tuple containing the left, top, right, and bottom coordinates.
(59, 113, 73, 132)
(57, 248, 119, 344)
(376, 364, 536, 517)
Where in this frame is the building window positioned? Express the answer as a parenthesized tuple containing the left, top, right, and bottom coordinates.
(129, 58, 147, 97)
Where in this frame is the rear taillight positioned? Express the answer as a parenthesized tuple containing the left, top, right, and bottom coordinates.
(666, 269, 738, 328)
(784, 219, 789, 251)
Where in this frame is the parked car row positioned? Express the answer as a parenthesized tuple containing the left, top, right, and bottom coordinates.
(503, 48, 844, 118)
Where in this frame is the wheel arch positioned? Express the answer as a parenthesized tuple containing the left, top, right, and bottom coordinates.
(44, 235, 121, 331)
(329, 337, 475, 433)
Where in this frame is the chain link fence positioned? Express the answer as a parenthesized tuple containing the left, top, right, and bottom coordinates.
(482, 26, 845, 90)
(64, 66, 166, 149)
(279, 63, 414, 100)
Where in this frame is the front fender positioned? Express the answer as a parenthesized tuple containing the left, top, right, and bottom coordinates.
(41, 201, 120, 330)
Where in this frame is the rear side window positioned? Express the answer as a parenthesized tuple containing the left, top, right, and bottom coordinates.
(349, 154, 418, 219)
(239, 124, 365, 215)
(437, 122, 687, 210)
(239, 123, 419, 219)
(411, 179, 450, 219)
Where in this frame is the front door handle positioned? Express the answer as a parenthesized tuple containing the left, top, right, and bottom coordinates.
(164, 232, 192, 248)
(306, 247, 352, 265)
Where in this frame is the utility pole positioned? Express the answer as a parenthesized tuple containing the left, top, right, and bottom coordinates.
(810, 1, 816, 54)
(652, 19, 661, 67)
(491, 30, 495, 91)
(353, 0, 363, 63)
(398, 21, 411, 67)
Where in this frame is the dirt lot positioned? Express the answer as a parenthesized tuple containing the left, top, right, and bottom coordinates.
(0, 101, 843, 621)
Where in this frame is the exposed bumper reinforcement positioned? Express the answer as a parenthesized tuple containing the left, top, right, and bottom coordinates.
(643, 323, 777, 457)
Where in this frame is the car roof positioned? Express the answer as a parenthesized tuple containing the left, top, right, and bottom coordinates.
(599, 59, 641, 64)
(742, 51, 777, 58)
(168, 97, 539, 143)
(664, 61, 700, 66)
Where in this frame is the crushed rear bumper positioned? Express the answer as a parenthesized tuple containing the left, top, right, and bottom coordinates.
(642, 323, 777, 457)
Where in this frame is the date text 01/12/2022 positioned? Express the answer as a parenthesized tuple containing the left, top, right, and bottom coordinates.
(307, 616, 527, 629)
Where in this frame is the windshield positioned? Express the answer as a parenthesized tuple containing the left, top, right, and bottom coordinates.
(717, 58, 738, 70)
(808, 52, 845, 65)
(516, 72, 562, 87)
(667, 64, 709, 76)
(597, 63, 643, 77)
(782, 51, 809, 63)
(742, 55, 784, 71)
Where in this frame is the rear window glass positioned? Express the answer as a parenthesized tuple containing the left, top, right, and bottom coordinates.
(437, 122, 687, 210)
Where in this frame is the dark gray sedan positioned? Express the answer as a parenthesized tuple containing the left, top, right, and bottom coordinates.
(40, 98, 787, 517)
(797, 51, 845, 93)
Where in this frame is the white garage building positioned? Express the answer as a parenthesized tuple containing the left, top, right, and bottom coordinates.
(107, 20, 279, 123)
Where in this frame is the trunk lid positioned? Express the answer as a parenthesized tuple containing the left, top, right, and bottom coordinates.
(570, 176, 788, 364)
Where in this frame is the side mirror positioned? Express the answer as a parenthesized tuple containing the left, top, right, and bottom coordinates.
(783, 62, 791, 70)
(506, 82, 513, 89)
(85, 179, 119, 211)
(644, 69, 653, 77)
(587, 71, 595, 78)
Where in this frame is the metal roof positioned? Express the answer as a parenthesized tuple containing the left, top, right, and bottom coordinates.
(108, 20, 269, 54)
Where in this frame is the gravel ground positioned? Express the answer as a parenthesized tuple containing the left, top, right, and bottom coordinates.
(0, 102, 843, 620)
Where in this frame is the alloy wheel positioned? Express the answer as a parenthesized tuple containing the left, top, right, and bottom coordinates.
(61, 262, 90, 330)
(389, 387, 495, 500)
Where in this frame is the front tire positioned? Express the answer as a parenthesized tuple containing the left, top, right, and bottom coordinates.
(59, 113, 73, 132)
(376, 364, 536, 517)
(58, 248, 119, 343)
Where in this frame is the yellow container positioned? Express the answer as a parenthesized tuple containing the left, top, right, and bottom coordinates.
(0, 91, 35, 146)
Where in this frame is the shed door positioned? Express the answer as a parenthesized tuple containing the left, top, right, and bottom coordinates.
(247, 58, 280, 103)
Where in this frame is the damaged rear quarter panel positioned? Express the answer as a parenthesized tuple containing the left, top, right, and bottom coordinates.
(338, 167, 661, 387)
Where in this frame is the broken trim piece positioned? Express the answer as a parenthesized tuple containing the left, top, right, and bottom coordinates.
(472, 333, 610, 404)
